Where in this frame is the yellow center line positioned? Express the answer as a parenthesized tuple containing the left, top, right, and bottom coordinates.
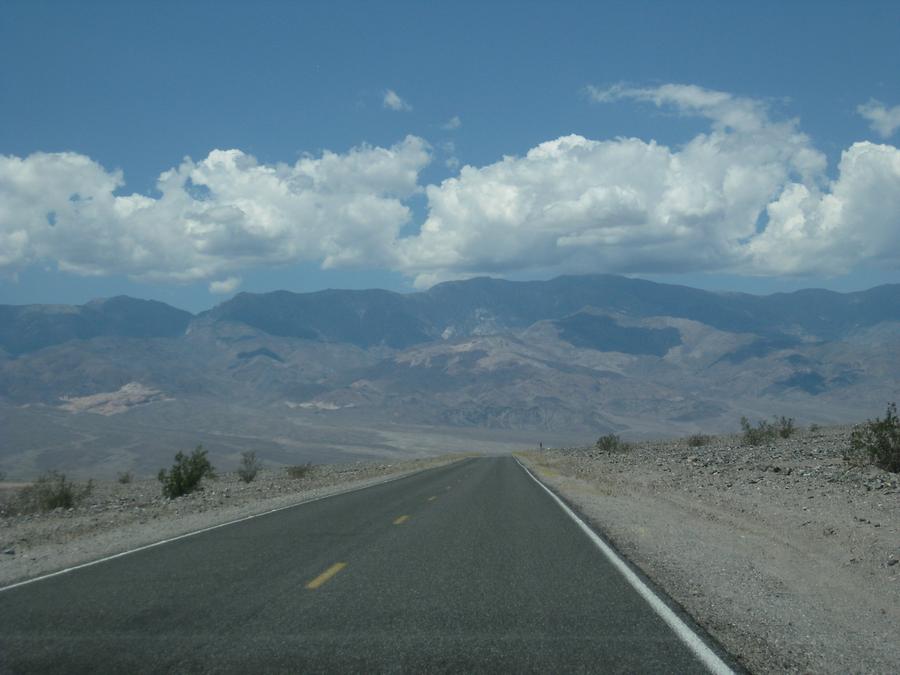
(393, 515, 410, 525)
(427, 496, 437, 502)
(305, 562, 347, 589)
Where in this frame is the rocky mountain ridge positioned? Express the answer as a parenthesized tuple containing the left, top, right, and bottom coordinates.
(5, 275, 899, 356)
(1, 276, 898, 466)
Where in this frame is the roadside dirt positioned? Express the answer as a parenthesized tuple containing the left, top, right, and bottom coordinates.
(518, 426, 899, 674)
(0, 454, 468, 587)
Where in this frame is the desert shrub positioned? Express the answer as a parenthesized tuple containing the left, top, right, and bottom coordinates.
(687, 433, 711, 447)
(740, 416, 777, 446)
(158, 445, 215, 498)
(237, 451, 261, 483)
(848, 403, 900, 473)
(17, 471, 93, 513)
(741, 415, 795, 444)
(843, 444, 869, 468)
(809, 423, 821, 433)
(117, 471, 133, 484)
(285, 463, 313, 479)
(776, 416, 795, 438)
(595, 433, 629, 453)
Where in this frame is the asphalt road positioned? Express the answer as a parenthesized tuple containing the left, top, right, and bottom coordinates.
(0, 457, 733, 673)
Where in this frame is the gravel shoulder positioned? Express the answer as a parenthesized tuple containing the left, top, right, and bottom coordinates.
(0, 454, 470, 587)
(518, 427, 899, 675)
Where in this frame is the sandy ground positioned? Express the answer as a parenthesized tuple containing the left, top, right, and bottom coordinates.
(518, 426, 899, 674)
(0, 454, 468, 587)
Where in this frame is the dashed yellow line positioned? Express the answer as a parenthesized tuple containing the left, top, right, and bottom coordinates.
(393, 515, 410, 525)
(305, 562, 347, 589)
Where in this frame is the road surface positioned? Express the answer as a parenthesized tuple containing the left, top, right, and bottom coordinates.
(0, 457, 735, 673)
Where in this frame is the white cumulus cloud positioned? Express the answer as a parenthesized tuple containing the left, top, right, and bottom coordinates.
(398, 84, 854, 286)
(442, 115, 462, 130)
(3, 84, 900, 289)
(209, 276, 241, 294)
(748, 141, 900, 273)
(0, 136, 430, 281)
(857, 99, 900, 138)
(383, 89, 412, 111)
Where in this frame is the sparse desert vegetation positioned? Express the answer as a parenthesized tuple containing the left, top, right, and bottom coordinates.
(285, 463, 313, 479)
(595, 433, 630, 453)
(848, 402, 900, 473)
(686, 433, 711, 447)
(776, 415, 795, 438)
(740, 415, 795, 445)
(158, 445, 215, 498)
(237, 451, 261, 483)
(15, 470, 93, 514)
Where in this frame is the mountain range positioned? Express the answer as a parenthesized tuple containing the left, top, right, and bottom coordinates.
(2, 275, 899, 477)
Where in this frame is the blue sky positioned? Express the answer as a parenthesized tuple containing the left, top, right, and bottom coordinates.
(1, 0, 899, 312)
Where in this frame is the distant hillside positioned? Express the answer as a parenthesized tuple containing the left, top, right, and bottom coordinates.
(5, 277, 898, 355)
(201, 288, 431, 348)
(0, 296, 193, 355)
(202, 275, 900, 346)
(1, 275, 898, 471)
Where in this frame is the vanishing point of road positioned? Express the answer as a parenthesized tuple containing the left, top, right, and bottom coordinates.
(0, 457, 738, 673)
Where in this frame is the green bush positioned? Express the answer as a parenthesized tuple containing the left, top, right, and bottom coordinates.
(849, 403, 900, 473)
(687, 433, 711, 447)
(158, 446, 215, 498)
(237, 451, 261, 483)
(17, 471, 93, 513)
(117, 471, 133, 484)
(595, 433, 629, 453)
(285, 463, 313, 479)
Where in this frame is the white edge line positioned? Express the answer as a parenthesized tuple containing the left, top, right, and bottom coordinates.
(514, 456, 735, 675)
(1, 458, 469, 594)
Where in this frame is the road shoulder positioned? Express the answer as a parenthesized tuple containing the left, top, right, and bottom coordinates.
(516, 429, 900, 674)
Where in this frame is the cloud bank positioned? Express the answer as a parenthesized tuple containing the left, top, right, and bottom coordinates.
(2, 84, 899, 289)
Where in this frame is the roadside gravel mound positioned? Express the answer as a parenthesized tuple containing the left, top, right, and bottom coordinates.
(0, 455, 467, 586)
(519, 426, 899, 674)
